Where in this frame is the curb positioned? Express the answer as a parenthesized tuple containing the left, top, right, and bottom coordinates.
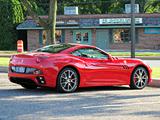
(148, 79, 160, 88)
(0, 66, 159, 88)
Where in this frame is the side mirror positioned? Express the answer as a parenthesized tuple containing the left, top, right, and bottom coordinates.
(107, 54, 113, 61)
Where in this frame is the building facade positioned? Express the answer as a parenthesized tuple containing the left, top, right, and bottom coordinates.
(17, 14, 160, 51)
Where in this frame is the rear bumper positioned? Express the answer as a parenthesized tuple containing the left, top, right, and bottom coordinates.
(8, 72, 46, 86)
(10, 77, 37, 86)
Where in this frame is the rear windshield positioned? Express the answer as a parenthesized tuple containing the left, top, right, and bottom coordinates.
(35, 44, 74, 53)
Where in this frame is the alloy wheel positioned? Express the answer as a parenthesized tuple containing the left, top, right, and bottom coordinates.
(131, 67, 149, 89)
(58, 68, 79, 93)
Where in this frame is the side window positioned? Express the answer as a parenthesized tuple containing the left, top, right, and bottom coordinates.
(72, 50, 81, 57)
(71, 48, 108, 59)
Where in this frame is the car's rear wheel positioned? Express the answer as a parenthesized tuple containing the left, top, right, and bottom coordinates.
(21, 84, 37, 89)
(130, 67, 149, 89)
(57, 67, 79, 93)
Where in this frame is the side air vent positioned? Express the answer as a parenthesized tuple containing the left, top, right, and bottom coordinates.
(122, 65, 129, 69)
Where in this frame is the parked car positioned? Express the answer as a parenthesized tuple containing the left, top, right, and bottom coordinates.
(8, 43, 152, 93)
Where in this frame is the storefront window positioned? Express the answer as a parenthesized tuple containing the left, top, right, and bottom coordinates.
(76, 32, 81, 42)
(83, 32, 89, 42)
(42, 30, 63, 45)
(112, 29, 130, 43)
(73, 30, 91, 45)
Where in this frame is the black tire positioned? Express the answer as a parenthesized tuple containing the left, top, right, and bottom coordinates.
(57, 67, 79, 93)
(21, 84, 37, 89)
(130, 67, 149, 89)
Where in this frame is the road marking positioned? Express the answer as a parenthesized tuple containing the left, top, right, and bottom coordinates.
(82, 101, 160, 109)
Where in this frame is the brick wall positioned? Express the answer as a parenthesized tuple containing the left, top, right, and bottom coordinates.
(26, 14, 160, 50)
(27, 30, 40, 50)
(137, 29, 160, 49)
(65, 30, 72, 43)
(27, 28, 160, 51)
(109, 28, 160, 50)
(110, 43, 131, 50)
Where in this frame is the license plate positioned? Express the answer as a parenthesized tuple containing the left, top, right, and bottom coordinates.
(14, 67, 25, 73)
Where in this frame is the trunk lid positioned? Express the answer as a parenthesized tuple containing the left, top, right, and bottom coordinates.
(10, 52, 52, 66)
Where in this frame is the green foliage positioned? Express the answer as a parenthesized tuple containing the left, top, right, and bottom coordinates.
(56, 0, 160, 14)
(21, 0, 47, 15)
(11, 0, 24, 23)
(0, 0, 24, 50)
(136, 0, 160, 13)
(57, 0, 103, 14)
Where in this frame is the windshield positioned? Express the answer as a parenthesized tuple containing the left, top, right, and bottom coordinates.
(35, 44, 74, 53)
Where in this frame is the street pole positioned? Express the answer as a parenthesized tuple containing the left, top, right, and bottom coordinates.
(131, 0, 135, 58)
(49, 0, 57, 44)
(52, 0, 57, 44)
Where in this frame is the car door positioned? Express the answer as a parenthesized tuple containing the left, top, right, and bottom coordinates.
(102, 58, 129, 85)
(71, 47, 128, 86)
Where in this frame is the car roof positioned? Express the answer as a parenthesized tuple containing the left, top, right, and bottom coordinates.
(68, 43, 93, 47)
(60, 43, 96, 54)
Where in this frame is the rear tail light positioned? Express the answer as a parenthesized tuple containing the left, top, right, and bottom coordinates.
(11, 66, 43, 75)
(26, 67, 42, 74)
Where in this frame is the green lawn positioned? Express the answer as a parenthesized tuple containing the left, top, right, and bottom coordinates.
(0, 58, 10, 66)
(152, 67, 160, 79)
(0, 57, 159, 78)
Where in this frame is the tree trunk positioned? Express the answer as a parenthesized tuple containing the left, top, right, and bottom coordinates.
(48, 0, 57, 44)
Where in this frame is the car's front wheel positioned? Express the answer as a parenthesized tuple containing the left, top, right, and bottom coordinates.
(57, 67, 79, 93)
(130, 67, 149, 89)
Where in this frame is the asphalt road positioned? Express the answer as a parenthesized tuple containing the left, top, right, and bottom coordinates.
(0, 73, 160, 120)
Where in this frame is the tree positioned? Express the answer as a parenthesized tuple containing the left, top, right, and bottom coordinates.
(56, 0, 160, 14)
(0, 0, 24, 50)
(138, 0, 160, 13)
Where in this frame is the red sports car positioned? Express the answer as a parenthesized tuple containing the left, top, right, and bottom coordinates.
(8, 43, 152, 93)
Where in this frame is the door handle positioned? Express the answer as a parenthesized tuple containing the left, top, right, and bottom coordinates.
(90, 63, 98, 66)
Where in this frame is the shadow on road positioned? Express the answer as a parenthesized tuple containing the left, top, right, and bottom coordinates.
(77, 86, 131, 93)
(0, 86, 131, 96)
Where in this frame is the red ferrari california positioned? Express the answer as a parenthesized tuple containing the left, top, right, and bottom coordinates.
(8, 43, 152, 93)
